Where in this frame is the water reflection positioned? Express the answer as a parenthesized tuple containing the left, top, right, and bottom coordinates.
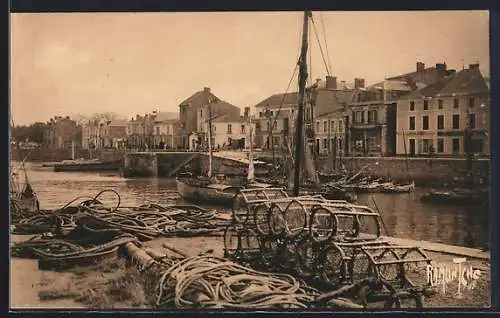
(358, 190, 489, 250)
(19, 163, 489, 249)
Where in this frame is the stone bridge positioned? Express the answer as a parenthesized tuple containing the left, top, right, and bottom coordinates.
(121, 151, 268, 178)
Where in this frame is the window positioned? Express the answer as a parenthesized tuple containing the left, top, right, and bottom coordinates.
(422, 139, 431, 153)
(227, 124, 232, 134)
(259, 112, 263, 118)
(437, 138, 444, 153)
(323, 121, 328, 133)
(338, 139, 343, 151)
(409, 101, 415, 111)
(424, 100, 429, 110)
(200, 109, 203, 117)
(478, 140, 484, 153)
(338, 120, 343, 132)
(453, 98, 459, 109)
(468, 97, 475, 108)
(438, 100, 443, 109)
(273, 136, 280, 146)
(368, 110, 377, 124)
(331, 138, 335, 149)
(156, 127, 160, 135)
(468, 113, 476, 129)
(241, 125, 245, 133)
(167, 126, 170, 134)
(452, 115, 460, 129)
(437, 115, 444, 130)
(323, 138, 328, 149)
(452, 138, 460, 153)
(422, 115, 429, 130)
(316, 121, 320, 132)
(409, 116, 416, 130)
(330, 120, 335, 132)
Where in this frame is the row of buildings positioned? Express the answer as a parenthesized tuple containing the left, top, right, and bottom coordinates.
(254, 61, 490, 157)
(43, 60, 490, 157)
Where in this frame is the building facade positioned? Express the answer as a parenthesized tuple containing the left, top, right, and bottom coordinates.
(396, 63, 490, 156)
(151, 112, 180, 149)
(44, 116, 81, 149)
(314, 109, 347, 157)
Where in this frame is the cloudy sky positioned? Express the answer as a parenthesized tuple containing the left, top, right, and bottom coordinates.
(10, 11, 489, 125)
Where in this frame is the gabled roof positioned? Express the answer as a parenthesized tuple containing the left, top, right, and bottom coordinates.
(255, 92, 299, 108)
(179, 89, 221, 108)
(399, 67, 489, 100)
(437, 68, 489, 96)
(369, 79, 413, 92)
(400, 80, 451, 100)
(314, 89, 355, 116)
(387, 66, 439, 86)
(153, 112, 178, 122)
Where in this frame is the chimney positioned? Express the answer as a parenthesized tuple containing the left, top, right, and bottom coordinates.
(354, 78, 365, 89)
(436, 62, 447, 77)
(244, 107, 250, 119)
(325, 76, 337, 90)
(416, 62, 425, 73)
(469, 63, 480, 70)
(204, 87, 211, 93)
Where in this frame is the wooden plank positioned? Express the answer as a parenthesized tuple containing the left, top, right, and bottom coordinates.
(380, 236, 490, 260)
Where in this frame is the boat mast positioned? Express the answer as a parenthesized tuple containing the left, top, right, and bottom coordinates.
(207, 100, 214, 178)
(293, 11, 311, 197)
(247, 114, 255, 182)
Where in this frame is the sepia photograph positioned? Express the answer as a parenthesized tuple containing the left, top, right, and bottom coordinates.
(9, 10, 490, 310)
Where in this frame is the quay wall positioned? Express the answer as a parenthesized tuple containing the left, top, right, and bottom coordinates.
(98, 151, 489, 188)
(316, 157, 490, 187)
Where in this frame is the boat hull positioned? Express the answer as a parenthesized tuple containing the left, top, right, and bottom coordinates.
(176, 178, 240, 207)
(54, 160, 121, 172)
(420, 190, 489, 206)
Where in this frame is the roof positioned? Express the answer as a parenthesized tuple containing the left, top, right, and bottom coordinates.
(437, 67, 489, 96)
(255, 92, 299, 108)
(316, 108, 346, 119)
(399, 67, 489, 100)
(108, 120, 129, 127)
(400, 80, 451, 100)
(369, 79, 413, 92)
(153, 112, 178, 122)
(212, 113, 245, 123)
(179, 89, 221, 108)
(387, 66, 439, 86)
(314, 89, 355, 116)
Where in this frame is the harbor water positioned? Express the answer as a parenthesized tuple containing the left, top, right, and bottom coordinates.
(17, 162, 490, 250)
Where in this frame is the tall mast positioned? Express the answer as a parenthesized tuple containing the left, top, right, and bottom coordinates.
(247, 114, 255, 182)
(207, 100, 214, 178)
(293, 11, 311, 197)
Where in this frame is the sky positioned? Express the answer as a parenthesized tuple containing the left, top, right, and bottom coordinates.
(10, 11, 490, 125)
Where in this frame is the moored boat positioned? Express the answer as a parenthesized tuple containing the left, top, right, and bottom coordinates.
(420, 188, 489, 206)
(176, 177, 241, 207)
(380, 181, 415, 194)
(54, 159, 121, 172)
(10, 163, 40, 220)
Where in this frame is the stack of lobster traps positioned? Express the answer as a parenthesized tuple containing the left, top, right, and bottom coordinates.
(223, 187, 435, 308)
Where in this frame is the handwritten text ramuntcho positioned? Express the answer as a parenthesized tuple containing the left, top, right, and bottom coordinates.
(426, 258, 481, 297)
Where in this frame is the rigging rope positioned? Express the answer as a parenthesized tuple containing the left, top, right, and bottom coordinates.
(310, 16, 331, 77)
(319, 13, 333, 75)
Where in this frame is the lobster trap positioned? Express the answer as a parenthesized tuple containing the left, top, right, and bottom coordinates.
(224, 188, 434, 303)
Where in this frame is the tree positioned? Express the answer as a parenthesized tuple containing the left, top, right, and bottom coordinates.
(11, 122, 47, 144)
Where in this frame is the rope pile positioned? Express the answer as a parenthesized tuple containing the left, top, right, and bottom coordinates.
(126, 242, 318, 309)
(11, 189, 230, 239)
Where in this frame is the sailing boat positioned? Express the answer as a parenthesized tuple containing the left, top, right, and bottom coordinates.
(284, 11, 356, 203)
(176, 99, 242, 207)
